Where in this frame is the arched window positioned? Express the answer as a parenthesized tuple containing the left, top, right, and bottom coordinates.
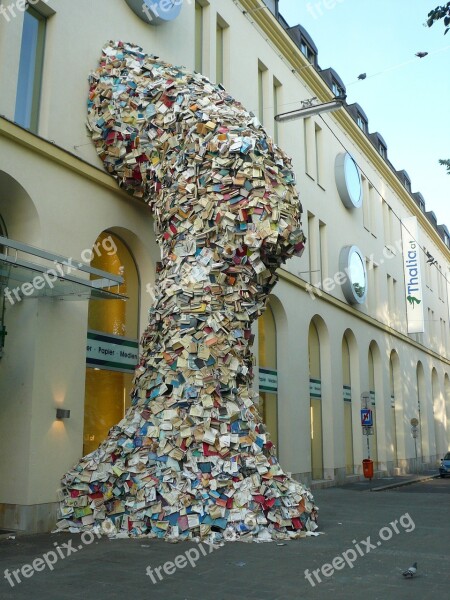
(83, 232, 140, 455)
(309, 321, 323, 480)
(342, 335, 354, 475)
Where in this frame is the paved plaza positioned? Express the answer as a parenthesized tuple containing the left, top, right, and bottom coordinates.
(1, 476, 449, 600)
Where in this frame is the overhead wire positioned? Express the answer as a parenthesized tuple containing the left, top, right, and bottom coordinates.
(346, 43, 450, 86)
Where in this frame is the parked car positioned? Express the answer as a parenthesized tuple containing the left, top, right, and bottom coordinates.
(439, 452, 450, 478)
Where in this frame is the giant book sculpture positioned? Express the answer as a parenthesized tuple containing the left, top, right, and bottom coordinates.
(59, 41, 318, 542)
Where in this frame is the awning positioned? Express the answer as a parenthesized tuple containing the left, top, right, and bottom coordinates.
(0, 235, 127, 301)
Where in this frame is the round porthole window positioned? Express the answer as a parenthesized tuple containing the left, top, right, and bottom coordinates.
(335, 152, 362, 209)
(124, 0, 183, 25)
(339, 245, 367, 304)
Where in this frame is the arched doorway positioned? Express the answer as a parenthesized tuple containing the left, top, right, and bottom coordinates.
(0, 171, 40, 244)
(258, 303, 278, 451)
(309, 320, 323, 480)
(389, 351, 399, 466)
(0, 214, 7, 356)
(416, 362, 426, 460)
(368, 344, 379, 467)
(444, 373, 450, 450)
(432, 368, 445, 456)
(445, 375, 450, 449)
(83, 231, 140, 455)
(342, 335, 354, 475)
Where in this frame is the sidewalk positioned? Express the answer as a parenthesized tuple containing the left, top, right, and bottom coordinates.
(337, 469, 439, 492)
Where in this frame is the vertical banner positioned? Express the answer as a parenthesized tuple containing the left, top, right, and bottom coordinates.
(401, 216, 425, 333)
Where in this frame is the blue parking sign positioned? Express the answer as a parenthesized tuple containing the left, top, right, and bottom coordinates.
(361, 409, 373, 427)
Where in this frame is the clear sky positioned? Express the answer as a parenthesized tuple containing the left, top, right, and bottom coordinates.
(278, 0, 450, 228)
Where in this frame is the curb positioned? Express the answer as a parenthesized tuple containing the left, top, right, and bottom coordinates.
(369, 474, 440, 492)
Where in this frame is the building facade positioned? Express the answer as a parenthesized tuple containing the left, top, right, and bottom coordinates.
(0, 0, 449, 532)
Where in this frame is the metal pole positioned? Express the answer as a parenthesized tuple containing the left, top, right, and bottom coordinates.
(414, 437, 418, 473)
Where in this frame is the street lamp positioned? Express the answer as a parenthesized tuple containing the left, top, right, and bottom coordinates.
(275, 95, 346, 122)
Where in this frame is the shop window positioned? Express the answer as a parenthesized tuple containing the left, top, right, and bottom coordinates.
(83, 232, 139, 456)
(258, 304, 278, 452)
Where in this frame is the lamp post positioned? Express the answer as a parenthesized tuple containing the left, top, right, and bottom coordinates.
(275, 95, 346, 122)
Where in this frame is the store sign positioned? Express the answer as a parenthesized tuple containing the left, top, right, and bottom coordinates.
(259, 368, 278, 393)
(124, 0, 183, 25)
(309, 378, 321, 399)
(86, 330, 139, 373)
(401, 216, 425, 333)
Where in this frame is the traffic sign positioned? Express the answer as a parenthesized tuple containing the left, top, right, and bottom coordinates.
(361, 409, 373, 427)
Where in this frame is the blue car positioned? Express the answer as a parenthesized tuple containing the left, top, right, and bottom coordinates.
(439, 452, 450, 478)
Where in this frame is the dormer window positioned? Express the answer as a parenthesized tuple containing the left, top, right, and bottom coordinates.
(444, 234, 450, 248)
(300, 41, 315, 63)
(397, 170, 412, 193)
(357, 113, 368, 133)
(378, 144, 386, 158)
(331, 79, 345, 98)
(287, 24, 318, 67)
